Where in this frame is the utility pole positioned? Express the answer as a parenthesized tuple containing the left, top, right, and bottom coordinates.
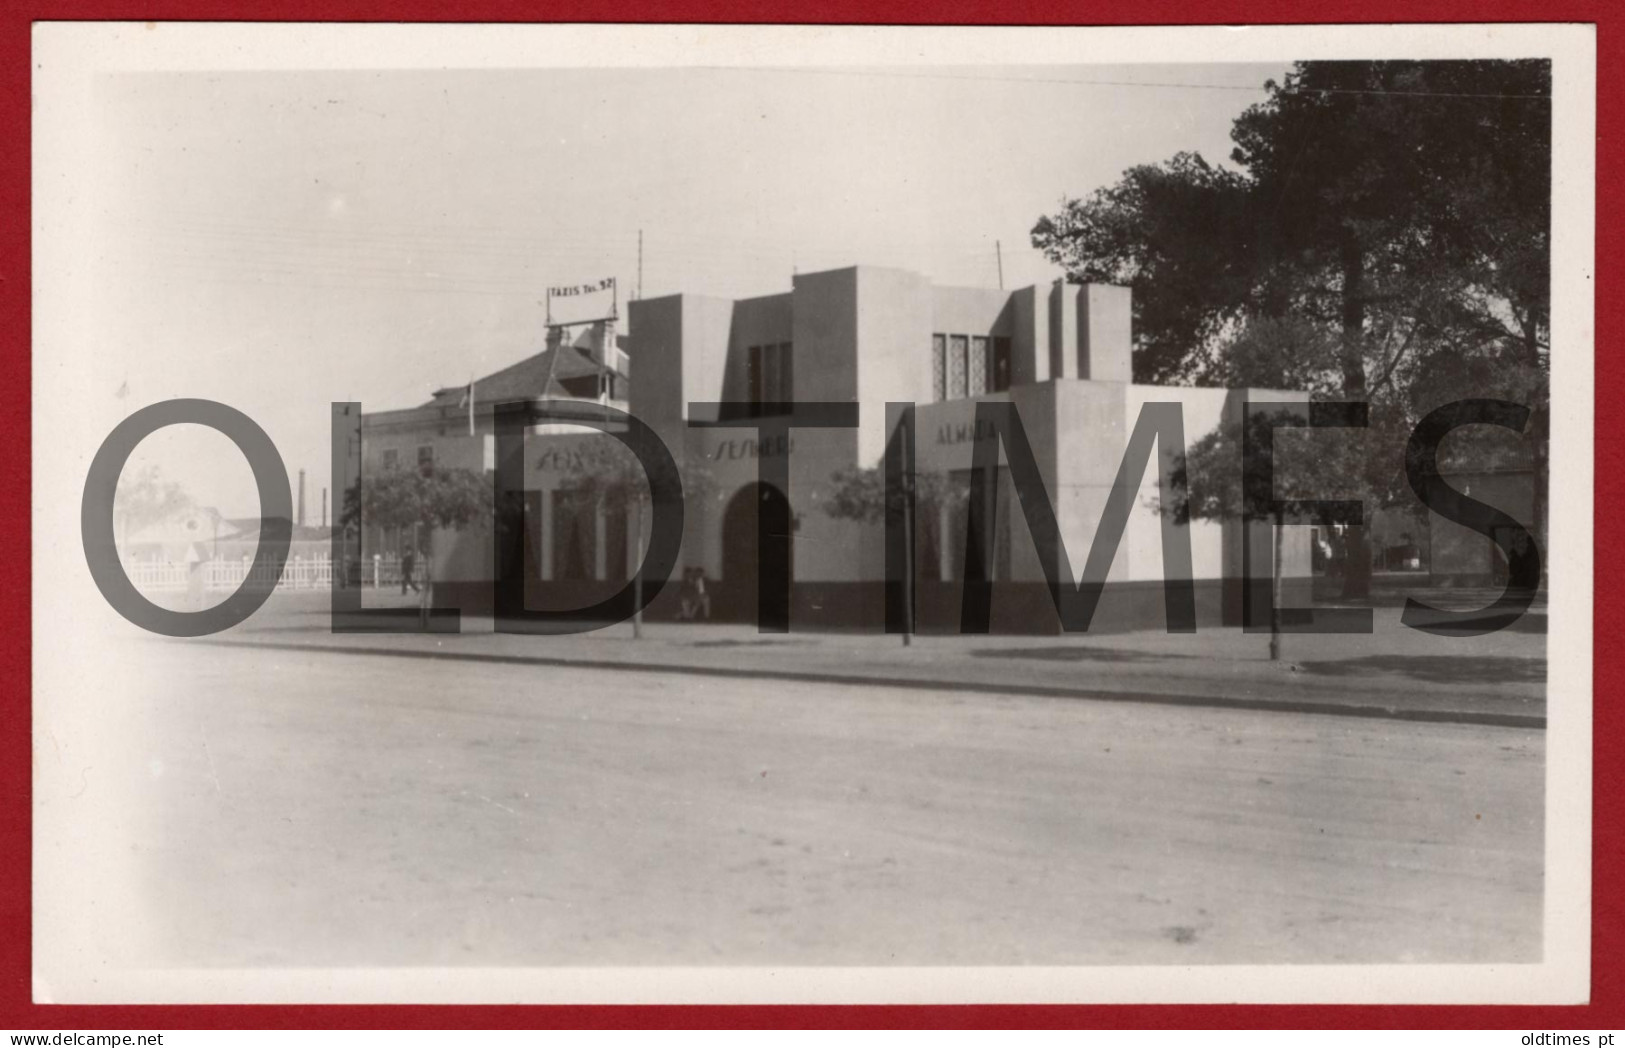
(901, 419, 914, 647)
(996, 240, 1005, 290)
(1269, 507, 1284, 662)
(632, 493, 646, 640)
(636, 229, 643, 301)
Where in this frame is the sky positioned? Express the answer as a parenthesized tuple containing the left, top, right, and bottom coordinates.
(85, 61, 1290, 519)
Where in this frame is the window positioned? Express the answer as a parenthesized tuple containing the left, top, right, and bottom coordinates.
(747, 345, 764, 406)
(604, 507, 629, 582)
(552, 492, 597, 582)
(948, 335, 968, 399)
(547, 496, 627, 583)
(558, 375, 599, 399)
(991, 337, 1012, 392)
(932, 334, 946, 401)
(969, 336, 989, 396)
(918, 507, 943, 582)
(776, 343, 793, 404)
(746, 342, 793, 417)
(417, 445, 434, 475)
(933, 332, 1010, 401)
(382, 449, 399, 472)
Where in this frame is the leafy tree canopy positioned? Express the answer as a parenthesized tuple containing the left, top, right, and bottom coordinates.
(822, 463, 965, 526)
(1032, 59, 1551, 404)
(557, 435, 716, 512)
(1164, 406, 1376, 527)
(114, 465, 194, 535)
(345, 466, 493, 536)
(1034, 60, 1552, 594)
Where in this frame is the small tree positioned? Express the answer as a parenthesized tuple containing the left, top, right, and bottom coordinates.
(558, 435, 712, 639)
(347, 466, 493, 622)
(114, 465, 193, 548)
(1165, 404, 1374, 661)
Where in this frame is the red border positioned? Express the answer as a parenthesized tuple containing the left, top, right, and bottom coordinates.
(3, 3, 1614, 1031)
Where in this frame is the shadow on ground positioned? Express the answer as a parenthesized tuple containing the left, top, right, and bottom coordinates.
(1430, 612, 1547, 634)
(1296, 654, 1547, 686)
(689, 638, 818, 649)
(971, 646, 1202, 664)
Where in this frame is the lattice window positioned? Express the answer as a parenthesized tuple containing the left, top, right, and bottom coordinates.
(969, 336, 989, 396)
(948, 335, 969, 400)
(932, 334, 946, 402)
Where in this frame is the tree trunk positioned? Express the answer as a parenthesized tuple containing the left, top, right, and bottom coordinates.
(632, 496, 644, 641)
(901, 427, 914, 648)
(1524, 317, 1548, 579)
(1339, 238, 1368, 396)
(1270, 508, 1283, 662)
(419, 548, 432, 629)
(1338, 235, 1372, 601)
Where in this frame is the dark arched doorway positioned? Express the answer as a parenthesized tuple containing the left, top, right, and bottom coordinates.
(720, 482, 792, 625)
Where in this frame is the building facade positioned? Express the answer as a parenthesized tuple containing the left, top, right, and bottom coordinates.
(362, 265, 1314, 633)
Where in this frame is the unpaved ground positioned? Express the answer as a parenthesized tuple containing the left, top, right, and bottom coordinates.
(120, 640, 1542, 967)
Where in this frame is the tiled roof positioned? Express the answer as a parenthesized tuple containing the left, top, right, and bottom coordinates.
(424, 344, 623, 408)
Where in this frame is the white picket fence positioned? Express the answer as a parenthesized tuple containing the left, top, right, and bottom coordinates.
(120, 554, 407, 592)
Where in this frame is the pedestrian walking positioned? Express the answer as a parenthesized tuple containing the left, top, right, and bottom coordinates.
(401, 545, 419, 594)
(691, 567, 711, 621)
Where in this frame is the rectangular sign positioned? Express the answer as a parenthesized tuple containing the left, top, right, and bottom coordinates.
(547, 277, 616, 325)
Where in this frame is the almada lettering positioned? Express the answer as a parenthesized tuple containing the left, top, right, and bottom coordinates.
(936, 419, 1000, 446)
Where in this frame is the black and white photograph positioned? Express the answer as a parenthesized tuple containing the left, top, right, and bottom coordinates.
(30, 23, 1593, 1004)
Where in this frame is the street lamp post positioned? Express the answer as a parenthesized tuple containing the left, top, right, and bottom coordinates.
(901, 421, 915, 647)
(632, 492, 646, 641)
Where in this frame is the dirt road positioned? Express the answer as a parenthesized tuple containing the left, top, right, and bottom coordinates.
(123, 640, 1542, 967)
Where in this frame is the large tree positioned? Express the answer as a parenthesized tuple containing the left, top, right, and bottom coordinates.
(1032, 59, 1551, 596)
(1228, 60, 1550, 397)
